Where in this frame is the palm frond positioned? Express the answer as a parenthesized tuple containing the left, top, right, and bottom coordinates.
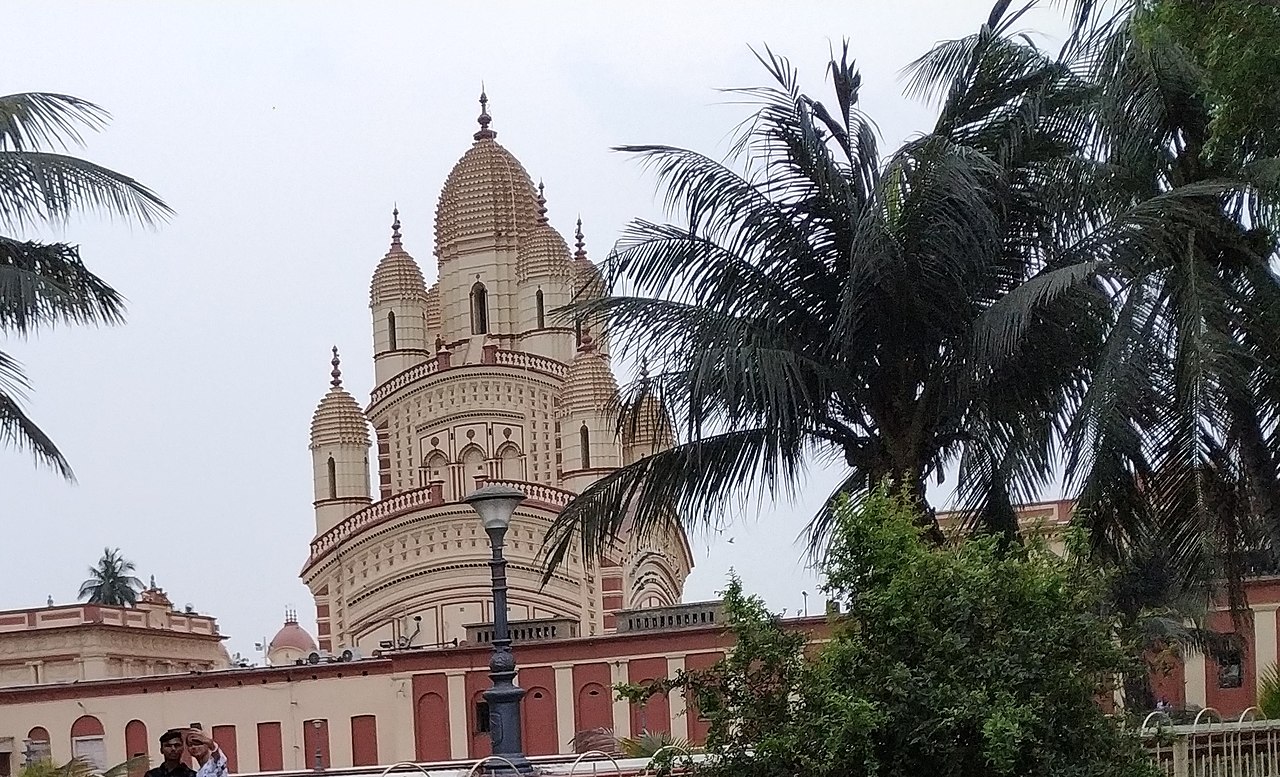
(0, 236, 125, 334)
(0, 385, 72, 479)
(0, 93, 110, 153)
(0, 151, 171, 231)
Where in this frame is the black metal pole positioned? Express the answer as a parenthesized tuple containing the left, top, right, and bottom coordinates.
(484, 524, 532, 774)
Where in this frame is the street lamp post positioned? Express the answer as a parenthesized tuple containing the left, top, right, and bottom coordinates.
(464, 484, 533, 775)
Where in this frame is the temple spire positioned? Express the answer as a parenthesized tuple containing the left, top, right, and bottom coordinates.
(330, 346, 343, 388)
(536, 180, 547, 222)
(390, 205, 402, 249)
(574, 216, 587, 260)
(475, 85, 496, 140)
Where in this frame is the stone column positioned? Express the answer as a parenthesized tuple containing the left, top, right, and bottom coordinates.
(446, 671, 468, 759)
(610, 660, 631, 739)
(553, 663, 574, 754)
(666, 655, 688, 741)
(1253, 603, 1279, 698)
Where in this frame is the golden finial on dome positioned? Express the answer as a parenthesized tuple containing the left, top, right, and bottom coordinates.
(330, 346, 343, 388)
(536, 180, 548, 222)
(475, 85, 496, 141)
(390, 205, 402, 249)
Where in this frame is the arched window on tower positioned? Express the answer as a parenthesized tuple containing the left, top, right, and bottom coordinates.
(387, 311, 397, 351)
(327, 456, 337, 499)
(470, 282, 489, 335)
(579, 424, 591, 469)
(535, 288, 545, 329)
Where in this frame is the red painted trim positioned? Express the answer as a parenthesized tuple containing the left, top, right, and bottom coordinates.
(412, 674, 450, 761)
(350, 715, 379, 767)
(71, 715, 105, 737)
(256, 723, 283, 772)
(211, 725, 238, 772)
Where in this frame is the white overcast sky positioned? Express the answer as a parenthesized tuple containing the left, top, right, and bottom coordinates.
(5, 1, 1070, 659)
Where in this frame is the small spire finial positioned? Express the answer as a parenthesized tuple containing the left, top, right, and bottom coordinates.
(149, 574, 157, 589)
(638, 356, 650, 381)
(390, 205, 402, 248)
(536, 180, 548, 222)
(330, 346, 342, 388)
(475, 84, 496, 140)
(47, 595, 53, 607)
(574, 216, 587, 259)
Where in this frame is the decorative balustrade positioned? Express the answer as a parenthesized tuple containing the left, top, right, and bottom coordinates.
(494, 348, 568, 378)
(478, 478, 575, 509)
(369, 358, 441, 406)
(368, 349, 568, 409)
(307, 486, 442, 564)
(306, 480, 575, 570)
(614, 601, 725, 634)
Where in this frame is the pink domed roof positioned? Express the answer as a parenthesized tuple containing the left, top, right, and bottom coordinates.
(268, 613, 316, 653)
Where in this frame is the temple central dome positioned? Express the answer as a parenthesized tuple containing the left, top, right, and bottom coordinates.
(434, 93, 540, 251)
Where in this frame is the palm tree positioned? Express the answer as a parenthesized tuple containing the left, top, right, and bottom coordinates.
(1, 93, 171, 479)
(78, 547, 143, 606)
(1012, 1, 1280, 594)
(541, 3, 1244, 573)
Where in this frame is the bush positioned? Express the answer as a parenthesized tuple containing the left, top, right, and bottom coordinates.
(621, 485, 1160, 777)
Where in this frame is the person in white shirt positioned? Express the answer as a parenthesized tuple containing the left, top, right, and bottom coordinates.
(184, 729, 229, 777)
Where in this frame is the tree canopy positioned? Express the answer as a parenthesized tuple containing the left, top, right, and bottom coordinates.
(78, 547, 143, 607)
(620, 486, 1160, 777)
(542, 0, 1280, 579)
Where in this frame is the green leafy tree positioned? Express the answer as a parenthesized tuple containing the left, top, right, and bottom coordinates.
(621, 486, 1159, 777)
(1, 93, 170, 479)
(542, 1, 1262, 574)
(78, 547, 143, 606)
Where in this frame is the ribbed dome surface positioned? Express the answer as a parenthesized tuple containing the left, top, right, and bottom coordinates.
(435, 137, 540, 250)
(625, 393, 676, 449)
(370, 244, 427, 307)
(424, 283, 441, 333)
(562, 341, 618, 414)
(517, 223, 572, 281)
(311, 386, 371, 449)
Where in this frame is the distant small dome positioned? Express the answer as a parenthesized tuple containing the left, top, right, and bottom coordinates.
(435, 128, 540, 251)
(370, 209, 427, 307)
(517, 223, 573, 281)
(268, 612, 316, 654)
(310, 349, 372, 449)
(562, 336, 618, 415)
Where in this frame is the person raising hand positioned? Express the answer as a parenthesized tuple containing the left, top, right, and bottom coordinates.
(184, 729, 229, 777)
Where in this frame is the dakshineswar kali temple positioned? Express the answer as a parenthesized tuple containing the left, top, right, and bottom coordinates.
(303, 90, 693, 654)
(0, 97, 726, 773)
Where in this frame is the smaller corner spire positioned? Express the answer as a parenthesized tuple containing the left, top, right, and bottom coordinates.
(577, 321, 595, 353)
(330, 346, 343, 389)
(638, 356, 650, 381)
(475, 84, 496, 141)
(149, 574, 157, 589)
(574, 215, 587, 260)
(536, 180, 548, 222)
(390, 204, 402, 249)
